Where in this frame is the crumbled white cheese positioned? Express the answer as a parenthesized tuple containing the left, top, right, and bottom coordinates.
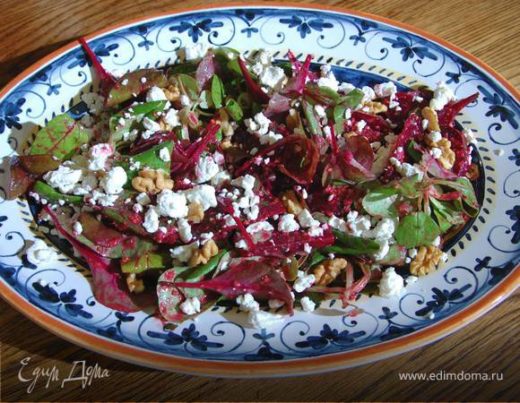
(374, 81, 397, 99)
(408, 248, 418, 258)
(100, 166, 127, 194)
(361, 86, 376, 103)
(259, 66, 287, 91)
(184, 185, 217, 211)
(231, 174, 256, 191)
(164, 108, 181, 127)
(73, 222, 83, 235)
(158, 147, 171, 162)
(346, 210, 372, 238)
(297, 209, 320, 229)
(293, 270, 315, 293)
(300, 296, 316, 312)
(184, 43, 208, 61)
(379, 267, 405, 298)
(246, 221, 274, 234)
(88, 143, 113, 171)
(142, 116, 161, 134)
(248, 310, 286, 329)
(338, 82, 356, 94)
(170, 241, 199, 262)
(156, 189, 188, 218)
(430, 147, 443, 159)
(371, 218, 396, 241)
(89, 189, 118, 207)
(143, 207, 160, 233)
(317, 64, 339, 91)
(195, 155, 219, 184)
(146, 86, 168, 102)
(278, 214, 300, 232)
(356, 120, 367, 132)
(180, 95, 191, 107)
(210, 170, 231, 187)
(427, 131, 443, 143)
(136, 192, 151, 206)
(26, 239, 58, 266)
(236, 293, 260, 312)
(390, 158, 424, 180)
(44, 165, 83, 194)
(432, 236, 441, 247)
(180, 297, 201, 315)
(406, 275, 418, 285)
(245, 112, 270, 136)
(177, 218, 192, 243)
(373, 239, 391, 261)
(429, 81, 456, 111)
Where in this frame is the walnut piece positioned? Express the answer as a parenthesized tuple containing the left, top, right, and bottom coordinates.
(216, 109, 234, 138)
(163, 84, 180, 102)
(281, 190, 304, 215)
(410, 246, 444, 276)
(436, 138, 456, 169)
(286, 108, 303, 132)
(188, 239, 219, 267)
(126, 273, 145, 293)
(364, 101, 388, 114)
(421, 106, 441, 132)
(313, 258, 348, 286)
(187, 202, 204, 223)
(131, 169, 174, 194)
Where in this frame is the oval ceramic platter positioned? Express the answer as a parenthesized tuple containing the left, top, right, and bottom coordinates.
(0, 4, 519, 377)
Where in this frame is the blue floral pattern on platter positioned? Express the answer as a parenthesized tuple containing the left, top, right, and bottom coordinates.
(0, 6, 518, 365)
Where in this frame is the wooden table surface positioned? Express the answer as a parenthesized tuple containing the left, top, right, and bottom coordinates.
(0, 0, 519, 401)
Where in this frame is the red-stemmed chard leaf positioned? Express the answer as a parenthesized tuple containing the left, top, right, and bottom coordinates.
(78, 37, 117, 95)
(45, 207, 153, 312)
(339, 135, 376, 182)
(171, 121, 220, 176)
(283, 54, 313, 96)
(175, 260, 294, 313)
(106, 69, 168, 108)
(237, 57, 270, 104)
(278, 135, 319, 184)
(437, 93, 478, 128)
(6, 158, 35, 199)
(195, 52, 216, 89)
(420, 148, 458, 179)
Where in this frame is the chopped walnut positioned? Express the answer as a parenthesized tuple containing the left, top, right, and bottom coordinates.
(363, 101, 388, 114)
(187, 202, 204, 223)
(131, 169, 174, 194)
(421, 106, 441, 132)
(281, 190, 305, 215)
(188, 239, 219, 267)
(313, 258, 348, 286)
(216, 109, 234, 138)
(436, 138, 456, 169)
(126, 273, 145, 293)
(410, 246, 444, 276)
(163, 84, 180, 102)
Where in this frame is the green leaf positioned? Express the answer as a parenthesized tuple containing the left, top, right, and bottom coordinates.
(329, 230, 380, 255)
(30, 114, 90, 160)
(109, 101, 168, 145)
(168, 62, 198, 75)
(303, 100, 322, 136)
(376, 244, 406, 265)
(177, 73, 199, 101)
(333, 104, 346, 136)
(396, 174, 423, 198)
(210, 75, 225, 108)
(121, 140, 174, 181)
(435, 177, 479, 217)
(225, 98, 243, 121)
(121, 253, 169, 274)
(406, 140, 422, 162)
(395, 212, 441, 248)
(305, 84, 340, 105)
(339, 88, 364, 109)
(180, 250, 228, 281)
(309, 251, 326, 267)
(33, 181, 83, 205)
(106, 69, 168, 108)
(362, 186, 399, 218)
(430, 198, 466, 233)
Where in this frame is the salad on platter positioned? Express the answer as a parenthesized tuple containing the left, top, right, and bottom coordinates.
(9, 41, 481, 328)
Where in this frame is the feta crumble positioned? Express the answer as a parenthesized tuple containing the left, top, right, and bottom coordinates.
(379, 267, 405, 298)
(300, 296, 316, 312)
(156, 189, 188, 218)
(278, 214, 300, 232)
(180, 297, 201, 315)
(26, 239, 58, 266)
(293, 270, 315, 293)
(143, 207, 160, 233)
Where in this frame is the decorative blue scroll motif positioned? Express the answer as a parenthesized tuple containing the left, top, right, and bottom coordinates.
(0, 98, 26, 134)
(147, 323, 224, 351)
(244, 329, 284, 361)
